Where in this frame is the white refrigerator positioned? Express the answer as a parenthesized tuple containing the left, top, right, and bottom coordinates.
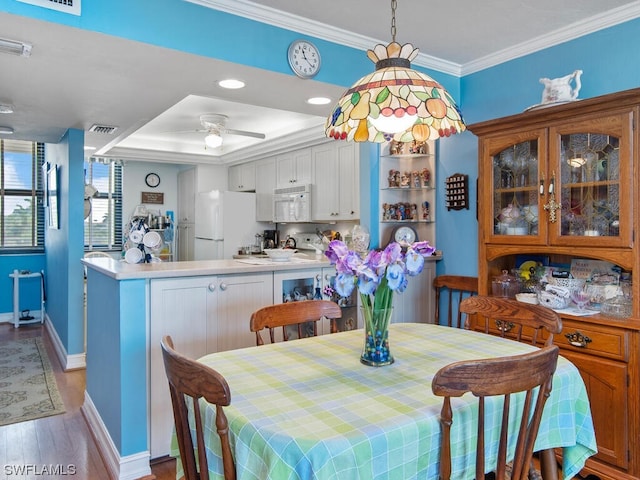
(194, 190, 260, 260)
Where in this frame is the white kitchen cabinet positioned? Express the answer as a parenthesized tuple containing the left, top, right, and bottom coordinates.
(149, 276, 217, 459)
(255, 157, 276, 221)
(276, 148, 312, 187)
(215, 272, 273, 352)
(228, 162, 256, 192)
(149, 272, 272, 458)
(311, 142, 360, 222)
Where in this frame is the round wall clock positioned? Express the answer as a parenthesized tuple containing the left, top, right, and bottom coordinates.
(390, 225, 418, 246)
(145, 172, 160, 188)
(287, 40, 321, 79)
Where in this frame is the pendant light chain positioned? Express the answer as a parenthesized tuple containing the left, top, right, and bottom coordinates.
(390, 0, 397, 43)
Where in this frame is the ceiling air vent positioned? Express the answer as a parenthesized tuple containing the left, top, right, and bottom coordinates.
(17, 0, 81, 16)
(89, 124, 118, 134)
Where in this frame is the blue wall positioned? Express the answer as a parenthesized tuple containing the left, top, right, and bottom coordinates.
(436, 18, 640, 279)
(44, 129, 86, 356)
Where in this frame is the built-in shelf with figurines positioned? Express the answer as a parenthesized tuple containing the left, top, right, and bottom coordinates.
(379, 139, 436, 247)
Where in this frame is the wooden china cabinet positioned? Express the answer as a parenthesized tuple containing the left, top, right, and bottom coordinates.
(468, 87, 640, 480)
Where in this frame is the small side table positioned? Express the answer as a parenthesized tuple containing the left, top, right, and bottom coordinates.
(9, 269, 45, 328)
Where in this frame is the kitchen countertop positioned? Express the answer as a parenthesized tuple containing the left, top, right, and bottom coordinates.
(82, 252, 443, 281)
(82, 252, 331, 280)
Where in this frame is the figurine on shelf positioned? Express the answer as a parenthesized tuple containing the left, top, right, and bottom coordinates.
(412, 171, 421, 188)
(388, 169, 398, 188)
(382, 203, 389, 221)
(389, 140, 403, 155)
(422, 201, 431, 221)
(394, 170, 401, 187)
(388, 204, 396, 220)
(400, 172, 411, 188)
(420, 168, 431, 187)
(397, 204, 405, 220)
(411, 203, 418, 220)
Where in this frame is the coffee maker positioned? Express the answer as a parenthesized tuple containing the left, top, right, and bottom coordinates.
(263, 229, 279, 249)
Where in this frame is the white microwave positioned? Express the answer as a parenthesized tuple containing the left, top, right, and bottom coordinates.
(273, 184, 311, 223)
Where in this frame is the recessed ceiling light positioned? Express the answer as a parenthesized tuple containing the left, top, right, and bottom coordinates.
(0, 104, 14, 114)
(307, 97, 331, 105)
(218, 79, 245, 89)
(0, 126, 15, 135)
(84, 146, 96, 151)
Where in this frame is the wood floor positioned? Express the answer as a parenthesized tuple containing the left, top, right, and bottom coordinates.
(0, 322, 577, 480)
(0, 323, 175, 480)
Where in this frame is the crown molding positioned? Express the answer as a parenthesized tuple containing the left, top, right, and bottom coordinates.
(184, 0, 463, 76)
(462, 1, 640, 75)
(185, 0, 640, 77)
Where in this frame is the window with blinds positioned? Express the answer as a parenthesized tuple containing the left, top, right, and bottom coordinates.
(0, 139, 45, 250)
(84, 158, 122, 250)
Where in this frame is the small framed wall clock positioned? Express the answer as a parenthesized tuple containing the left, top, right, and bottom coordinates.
(145, 172, 161, 188)
(287, 40, 321, 79)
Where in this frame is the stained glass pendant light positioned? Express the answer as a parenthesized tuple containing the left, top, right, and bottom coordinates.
(325, 0, 465, 143)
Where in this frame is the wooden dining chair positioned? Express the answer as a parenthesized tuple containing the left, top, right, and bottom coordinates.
(460, 295, 562, 347)
(433, 275, 479, 327)
(160, 336, 236, 480)
(432, 345, 560, 480)
(250, 300, 342, 345)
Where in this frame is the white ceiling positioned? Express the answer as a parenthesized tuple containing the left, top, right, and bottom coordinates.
(1, 0, 639, 164)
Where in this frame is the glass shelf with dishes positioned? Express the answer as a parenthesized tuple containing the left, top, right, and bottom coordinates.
(379, 140, 436, 245)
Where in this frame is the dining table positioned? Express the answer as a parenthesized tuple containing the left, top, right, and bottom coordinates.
(171, 323, 597, 480)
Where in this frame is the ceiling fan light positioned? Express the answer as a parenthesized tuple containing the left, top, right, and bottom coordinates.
(205, 133, 223, 148)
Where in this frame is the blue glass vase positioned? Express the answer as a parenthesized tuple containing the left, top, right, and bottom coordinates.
(360, 307, 394, 366)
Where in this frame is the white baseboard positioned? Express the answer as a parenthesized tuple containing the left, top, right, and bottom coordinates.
(82, 393, 152, 480)
(45, 315, 86, 370)
(0, 312, 14, 323)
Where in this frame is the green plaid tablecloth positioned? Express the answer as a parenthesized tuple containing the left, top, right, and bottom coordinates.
(172, 323, 596, 480)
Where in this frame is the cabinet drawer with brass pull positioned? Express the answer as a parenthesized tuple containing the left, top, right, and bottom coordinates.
(555, 319, 629, 362)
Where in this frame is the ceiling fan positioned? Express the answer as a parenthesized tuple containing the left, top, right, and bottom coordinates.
(176, 114, 266, 149)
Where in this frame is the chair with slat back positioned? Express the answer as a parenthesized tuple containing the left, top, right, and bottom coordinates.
(459, 295, 563, 479)
(460, 295, 562, 347)
(433, 275, 478, 327)
(250, 300, 342, 345)
(160, 336, 236, 480)
(432, 345, 560, 480)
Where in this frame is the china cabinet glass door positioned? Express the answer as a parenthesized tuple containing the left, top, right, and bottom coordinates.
(484, 129, 546, 244)
(549, 113, 632, 247)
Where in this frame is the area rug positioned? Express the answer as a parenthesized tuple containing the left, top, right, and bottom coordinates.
(0, 337, 65, 426)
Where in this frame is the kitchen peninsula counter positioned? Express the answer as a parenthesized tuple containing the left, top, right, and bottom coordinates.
(82, 252, 442, 479)
(81, 253, 332, 280)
